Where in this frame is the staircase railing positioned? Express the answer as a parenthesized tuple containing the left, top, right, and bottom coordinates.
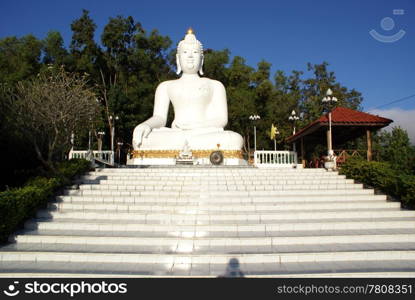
(68, 150, 114, 166)
(254, 150, 298, 168)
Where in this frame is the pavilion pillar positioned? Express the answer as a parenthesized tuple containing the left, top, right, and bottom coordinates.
(366, 129, 372, 161)
(326, 128, 331, 153)
(300, 137, 305, 167)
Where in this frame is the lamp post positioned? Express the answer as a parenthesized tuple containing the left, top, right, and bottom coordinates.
(321, 88, 338, 157)
(288, 110, 299, 152)
(275, 128, 280, 151)
(70, 132, 75, 152)
(86, 130, 93, 161)
(249, 115, 261, 152)
(117, 141, 124, 165)
(109, 115, 119, 152)
(97, 131, 105, 152)
(86, 118, 93, 161)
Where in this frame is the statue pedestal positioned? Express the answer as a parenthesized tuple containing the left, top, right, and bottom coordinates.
(127, 150, 247, 166)
(176, 149, 195, 165)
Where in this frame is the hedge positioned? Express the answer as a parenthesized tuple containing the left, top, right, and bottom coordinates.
(339, 158, 415, 208)
(0, 159, 92, 243)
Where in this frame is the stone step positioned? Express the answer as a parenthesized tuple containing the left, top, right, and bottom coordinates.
(24, 220, 415, 235)
(81, 178, 355, 185)
(36, 210, 415, 224)
(5, 242, 415, 258)
(1, 258, 414, 277)
(64, 189, 374, 197)
(78, 183, 363, 191)
(5, 237, 415, 256)
(56, 194, 388, 203)
(1, 259, 414, 277)
(2, 165, 414, 277)
(81, 174, 347, 180)
(19, 228, 415, 240)
(1, 250, 414, 265)
(90, 167, 324, 174)
(13, 233, 415, 246)
(82, 169, 342, 175)
(47, 201, 400, 213)
(90, 169, 320, 172)
(90, 169, 328, 174)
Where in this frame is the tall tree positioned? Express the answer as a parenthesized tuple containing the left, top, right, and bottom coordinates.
(300, 62, 363, 124)
(42, 31, 68, 66)
(100, 20, 173, 147)
(7, 66, 100, 170)
(69, 9, 102, 77)
(203, 48, 230, 85)
(226, 56, 255, 151)
(0, 35, 42, 85)
(374, 127, 415, 173)
(101, 15, 143, 76)
(263, 70, 303, 150)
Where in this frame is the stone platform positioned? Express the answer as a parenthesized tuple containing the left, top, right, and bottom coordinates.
(127, 150, 247, 166)
(1, 166, 415, 277)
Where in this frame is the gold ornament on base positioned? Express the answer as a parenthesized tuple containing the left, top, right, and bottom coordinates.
(131, 149, 243, 159)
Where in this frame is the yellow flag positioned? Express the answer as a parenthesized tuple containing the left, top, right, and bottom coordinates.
(270, 123, 277, 140)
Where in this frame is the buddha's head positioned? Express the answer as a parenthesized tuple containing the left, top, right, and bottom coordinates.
(176, 28, 204, 75)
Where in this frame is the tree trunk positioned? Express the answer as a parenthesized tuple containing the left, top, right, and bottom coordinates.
(34, 142, 55, 173)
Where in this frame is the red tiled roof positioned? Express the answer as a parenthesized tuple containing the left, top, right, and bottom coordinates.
(316, 107, 393, 124)
(287, 107, 393, 143)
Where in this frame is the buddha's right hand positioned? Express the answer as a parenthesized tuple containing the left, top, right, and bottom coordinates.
(133, 123, 152, 148)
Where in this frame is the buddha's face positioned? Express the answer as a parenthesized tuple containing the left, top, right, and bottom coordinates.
(177, 43, 202, 74)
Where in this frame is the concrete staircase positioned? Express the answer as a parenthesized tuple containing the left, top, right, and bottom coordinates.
(1, 166, 415, 277)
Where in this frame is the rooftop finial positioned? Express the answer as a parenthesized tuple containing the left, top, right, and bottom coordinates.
(187, 27, 194, 35)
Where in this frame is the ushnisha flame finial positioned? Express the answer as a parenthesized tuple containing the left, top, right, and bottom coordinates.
(178, 27, 203, 53)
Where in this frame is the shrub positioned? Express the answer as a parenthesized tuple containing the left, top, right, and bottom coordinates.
(0, 159, 92, 243)
(340, 158, 415, 208)
(56, 159, 91, 180)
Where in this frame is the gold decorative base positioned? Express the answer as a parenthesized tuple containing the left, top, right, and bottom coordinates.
(131, 149, 244, 159)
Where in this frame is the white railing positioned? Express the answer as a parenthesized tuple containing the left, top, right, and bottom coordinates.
(68, 150, 114, 166)
(254, 150, 298, 168)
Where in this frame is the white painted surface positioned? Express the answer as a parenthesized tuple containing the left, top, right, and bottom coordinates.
(131, 31, 243, 164)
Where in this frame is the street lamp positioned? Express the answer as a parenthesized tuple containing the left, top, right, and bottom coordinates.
(87, 118, 93, 160)
(288, 110, 299, 135)
(70, 132, 75, 152)
(117, 141, 124, 164)
(109, 115, 119, 152)
(288, 110, 299, 151)
(321, 88, 338, 157)
(249, 115, 261, 152)
(97, 131, 105, 152)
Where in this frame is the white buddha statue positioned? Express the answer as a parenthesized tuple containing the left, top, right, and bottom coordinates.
(130, 29, 244, 165)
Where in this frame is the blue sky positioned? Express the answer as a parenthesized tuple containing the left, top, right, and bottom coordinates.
(1, 0, 414, 137)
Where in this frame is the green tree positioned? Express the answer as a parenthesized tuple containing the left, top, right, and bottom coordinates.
(251, 60, 274, 150)
(202, 48, 230, 85)
(0, 35, 42, 85)
(100, 21, 173, 147)
(264, 70, 303, 150)
(226, 56, 255, 151)
(7, 66, 100, 171)
(42, 31, 68, 66)
(300, 62, 363, 124)
(69, 9, 102, 78)
(375, 127, 415, 174)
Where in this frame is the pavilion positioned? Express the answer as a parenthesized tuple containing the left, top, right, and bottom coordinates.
(286, 107, 393, 166)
